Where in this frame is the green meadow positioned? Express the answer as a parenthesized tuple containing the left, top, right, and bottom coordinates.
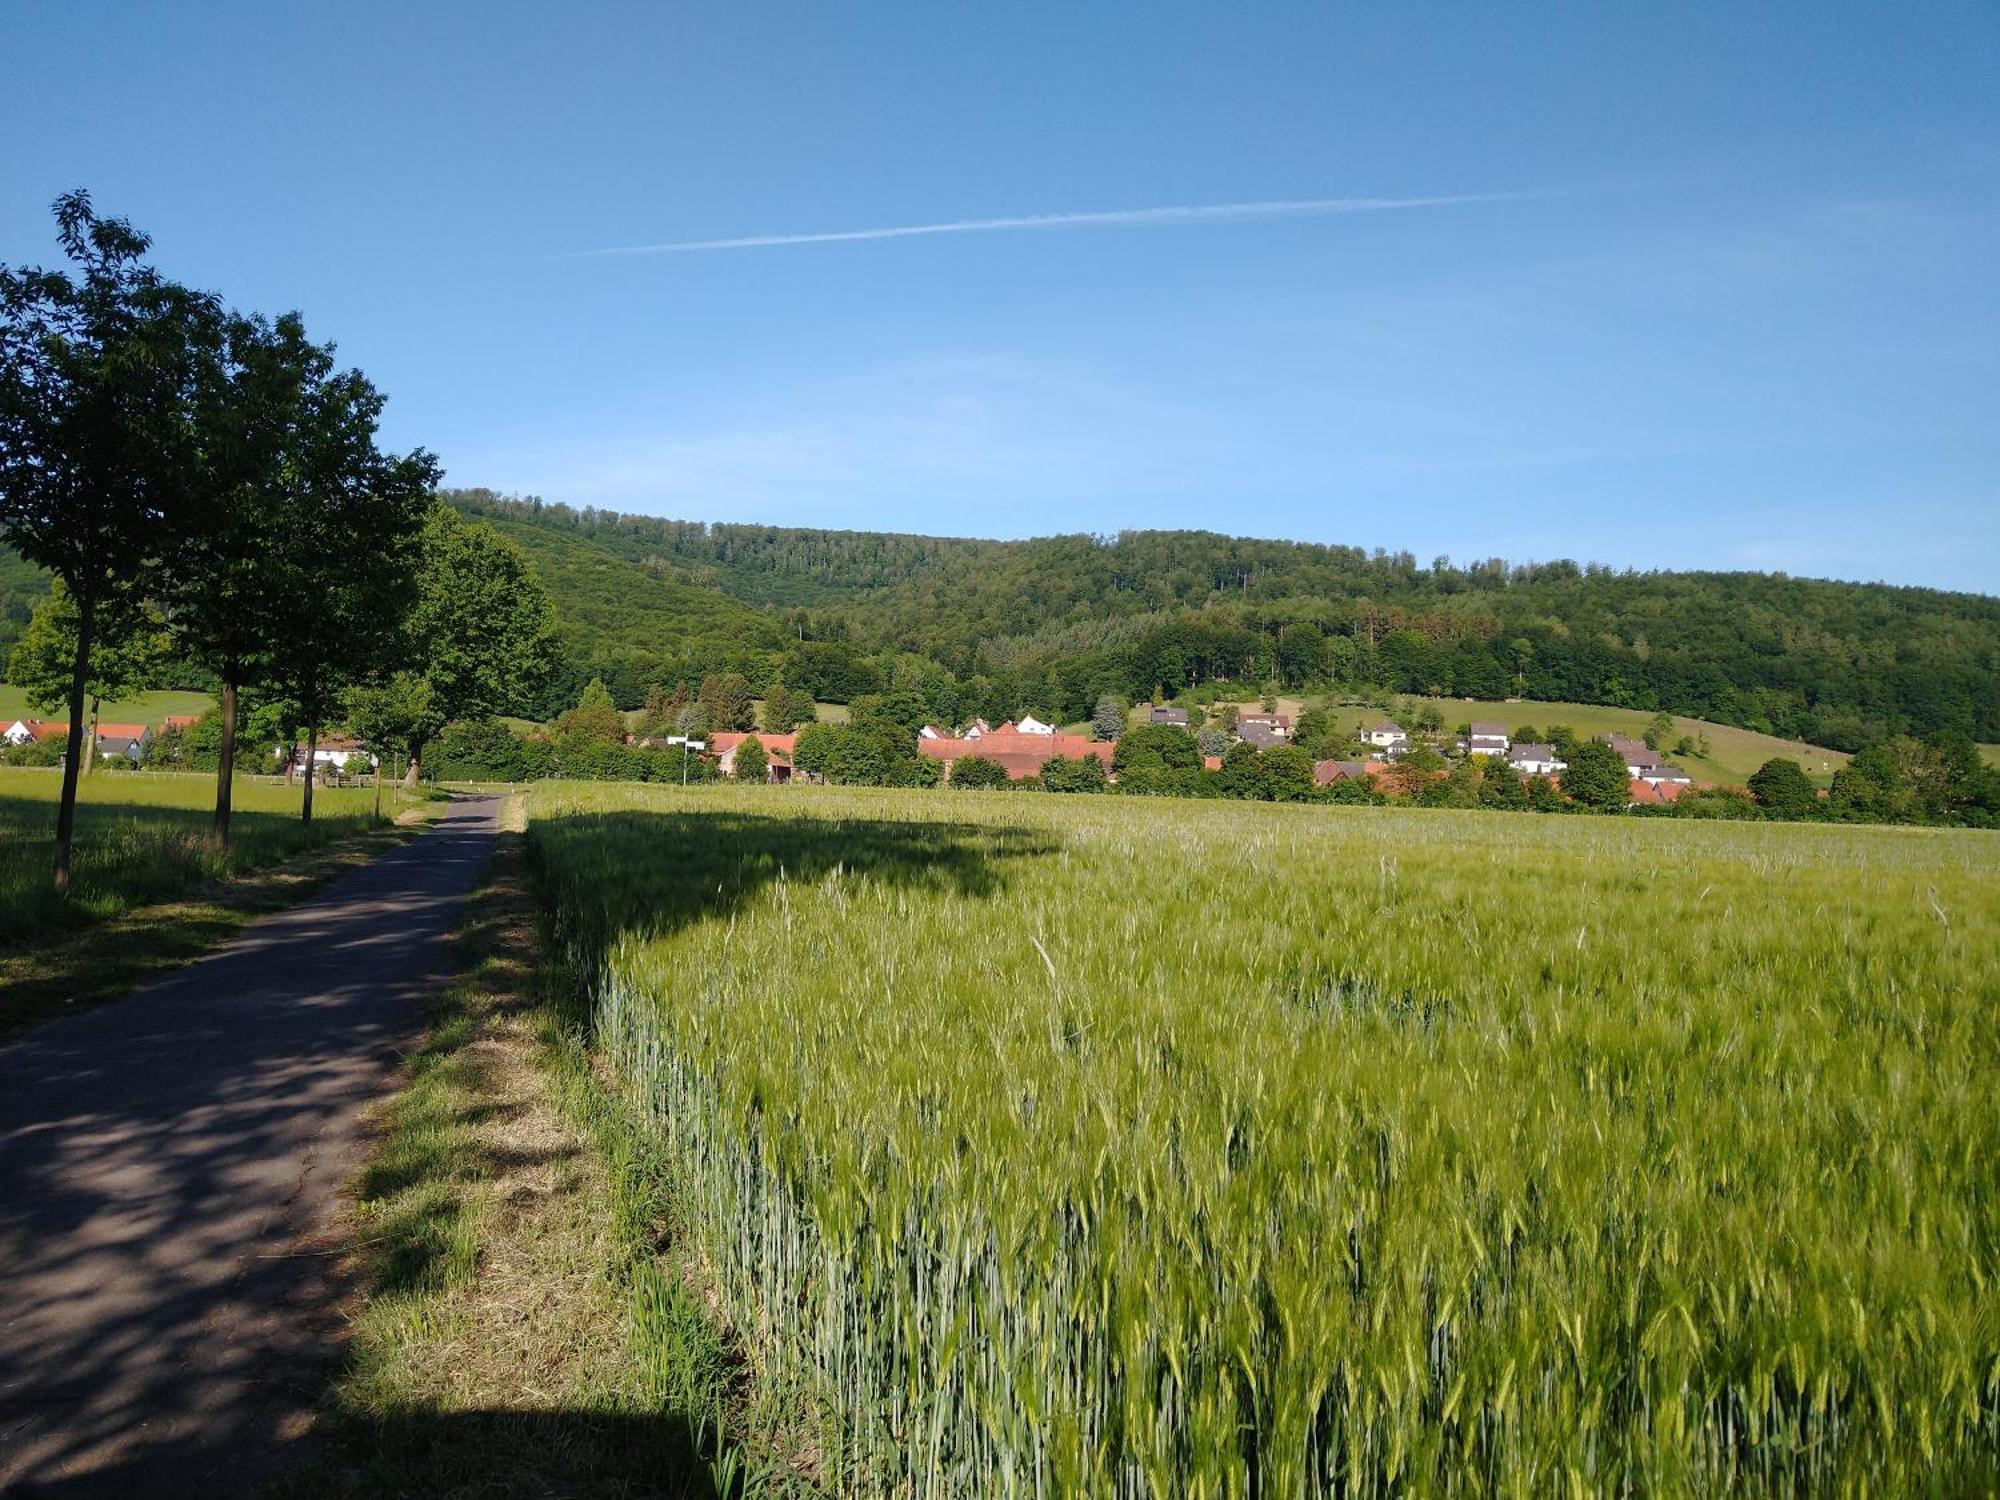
(0, 767, 387, 944)
(530, 781, 1999, 1496)
(0, 684, 215, 730)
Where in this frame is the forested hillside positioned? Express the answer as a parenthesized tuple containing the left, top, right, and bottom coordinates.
(8, 492, 1993, 745)
(446, 491, 2000, 746)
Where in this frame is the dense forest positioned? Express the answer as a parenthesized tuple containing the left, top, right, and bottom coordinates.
(445, 491, 1999, 746)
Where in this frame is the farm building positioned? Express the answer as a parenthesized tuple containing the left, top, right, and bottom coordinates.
(711, 732, 798, 781)
(918, 725, 1114, 781)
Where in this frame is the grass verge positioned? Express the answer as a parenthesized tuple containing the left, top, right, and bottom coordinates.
(272, 800, 802, 1499)
(0, 809, 433, 1043)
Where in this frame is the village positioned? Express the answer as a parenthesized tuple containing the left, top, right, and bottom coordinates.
(686, 707, 1703, 806)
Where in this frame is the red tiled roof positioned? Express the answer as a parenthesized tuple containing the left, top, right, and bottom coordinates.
(1628, 777, 1691, 805)
(161, 714, 201, 730)
(17, 719, 70, 742)
(919, 732, 1114, 778)
(94, 722, 149, 741)
(711, 732, 797, 756)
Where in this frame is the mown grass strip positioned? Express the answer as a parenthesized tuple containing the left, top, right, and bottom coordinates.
(274, 806, 803, 1499)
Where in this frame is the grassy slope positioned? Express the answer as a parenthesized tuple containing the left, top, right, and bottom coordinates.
(1184, 693, 1851, 785)
(0, 684, 214, 728)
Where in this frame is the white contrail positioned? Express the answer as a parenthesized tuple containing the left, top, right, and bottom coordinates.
(561, 190, 1556, 257)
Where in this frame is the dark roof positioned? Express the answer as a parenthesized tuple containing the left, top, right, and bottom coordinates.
(1313, 759, 1369, 785)
(1468, 722, 1509, 737)
(1148, 705, 1189, 723)
(1508, 743, 1558, 760)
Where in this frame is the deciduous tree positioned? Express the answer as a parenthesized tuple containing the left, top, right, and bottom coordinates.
(0, 191, 218, 884)
(7, 582, 171, 777)
(1561, 740, 1630, 811)
(400, 504, 560, 783)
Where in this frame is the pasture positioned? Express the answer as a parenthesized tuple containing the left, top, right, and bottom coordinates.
(0, 684, 214, 730)
(1177, 695, 1853, 786)
(0, 767, 389, 944)
(529, 782, 1999, 1495)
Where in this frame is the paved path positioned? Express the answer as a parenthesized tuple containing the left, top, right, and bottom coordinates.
(0, 796, 499, 1497)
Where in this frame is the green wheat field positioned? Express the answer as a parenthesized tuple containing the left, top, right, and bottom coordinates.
(528, 781, 1999, 1496)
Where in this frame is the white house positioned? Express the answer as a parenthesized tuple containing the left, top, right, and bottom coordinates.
(2, 719, 36, 746)
(1507, 743, 1566, 776)
(1015, 715, 1055, 736)
(1606, 735, 1666, 777)
(283, 736, 374, 776)
(1361, 722, 1408, 754)
(1638, 763, 1693, 787)
(1466, 722, 1510, 756)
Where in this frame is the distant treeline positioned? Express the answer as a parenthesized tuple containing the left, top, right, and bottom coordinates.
(446, 491, 1999, 747)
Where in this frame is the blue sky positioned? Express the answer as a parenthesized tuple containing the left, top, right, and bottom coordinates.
(4, 3, 1997, 592)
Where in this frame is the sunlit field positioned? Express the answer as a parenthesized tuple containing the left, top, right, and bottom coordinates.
(0, 767, 390, 943)
(528, 782, 1999, 1496)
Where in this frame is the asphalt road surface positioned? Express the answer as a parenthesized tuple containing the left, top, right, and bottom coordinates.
(0, 796, 499, 1496)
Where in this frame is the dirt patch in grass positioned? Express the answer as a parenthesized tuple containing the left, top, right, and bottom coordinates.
(0, 814, 430, 1043)
(268, 803, 787, 1500)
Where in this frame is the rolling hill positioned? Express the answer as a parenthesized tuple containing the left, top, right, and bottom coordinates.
(5, 494, 1995, 757)
(446, 491, 2000, 748)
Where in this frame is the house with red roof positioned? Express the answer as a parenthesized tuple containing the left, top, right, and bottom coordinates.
(918, 724, 1114, 782)
(711, 731, 797, 781)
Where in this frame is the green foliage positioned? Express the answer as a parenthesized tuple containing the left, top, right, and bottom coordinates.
(7, 580, 171, 719)
(760, 680, 816, 733)
(1089, 693, 1124, 742)
(1039, 754, 1108, 793)
(1747, 757, 1818, 819)
(403, 504, 561, 759)
(732, 736, 767, 782)
(1112, 723, 1201, 775)
(793, 722, 936, 788)
(531, 782, 2000, 1495)
(696, 672, 755, 733)
(1478, 757, 1529, 809)
(428, 717, 555, 783)
(554, 677, 626, 745)
(947, 755, 1009, 790)
(344, 673, 434, 774)
(1562, 740, 1630, 811)
(1258, 744, 1317, 802)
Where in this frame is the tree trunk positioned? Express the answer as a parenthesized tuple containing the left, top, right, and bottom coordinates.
(52, 596, 95, 891)
(212, 677, 238, 849)
(302, 723, 317, 824)
(83, 694, 100, 779)
(372, 748, 383, 822)
(402, 738, 422, 789)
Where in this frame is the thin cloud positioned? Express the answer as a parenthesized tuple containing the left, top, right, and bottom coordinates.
(560, 190, 1567, 258)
